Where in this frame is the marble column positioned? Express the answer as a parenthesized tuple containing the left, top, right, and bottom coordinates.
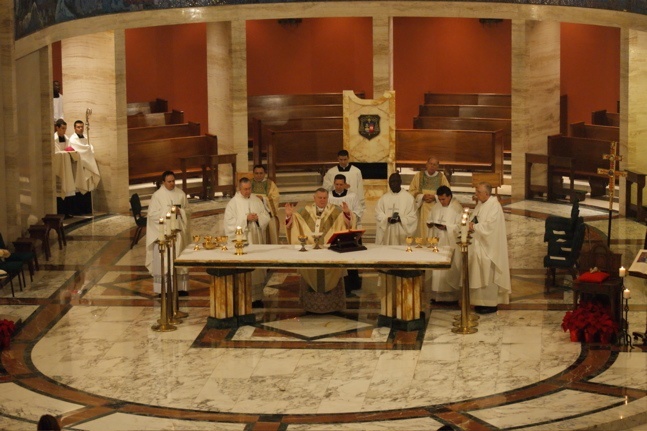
(15, 47, 54, 225)
(207, 20, 245, 187)
(373, 16, 392, 97)
(510, 20, 560, 201)
(620, 28, 647, 215)
(62, 30, 129, 214)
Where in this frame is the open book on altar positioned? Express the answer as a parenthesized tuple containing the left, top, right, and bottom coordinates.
(628, 249, 647, 278)
(327, 229, 367, 253)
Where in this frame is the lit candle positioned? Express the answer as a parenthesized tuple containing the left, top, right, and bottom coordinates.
(619, 266, 626, 277)
(236, 226, 243, 242)
(623, 288, 631, 299)
(460, 220, 468, 244)
(165, 213, 171, 236)
(158, 219, 165, 242)
(170, 206, 177, 230)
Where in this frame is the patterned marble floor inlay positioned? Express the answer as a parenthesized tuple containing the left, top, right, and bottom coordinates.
(0, 199, 645, 431)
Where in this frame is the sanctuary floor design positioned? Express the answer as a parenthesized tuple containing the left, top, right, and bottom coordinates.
(0, 198, 646, 431)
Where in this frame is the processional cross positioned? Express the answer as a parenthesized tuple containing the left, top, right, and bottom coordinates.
(597, 140, 626, 246)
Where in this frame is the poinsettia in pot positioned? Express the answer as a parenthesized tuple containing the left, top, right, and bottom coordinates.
(0, 319, 15, 351)
(562, 301, 617, 343)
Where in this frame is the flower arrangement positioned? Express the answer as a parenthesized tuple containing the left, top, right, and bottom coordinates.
(562, 301, 618, 343)
(0, 319, 15, 350)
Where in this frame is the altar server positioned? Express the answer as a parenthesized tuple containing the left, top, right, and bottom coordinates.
(408, 156, 450, 237)
(375, 173, 417, 245)
(427, 185, 463, 303)
(224, 177, 270, 305)
(69, 120, 100, 192)
(251, 164, 281, 244)
(468, 182, 511, 314)
(145, 171, 190, 295)
(322, 150, 365, 210)
(285, 188, 356, 313)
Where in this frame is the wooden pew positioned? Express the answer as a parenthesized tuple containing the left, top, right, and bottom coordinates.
(413, 116, 511, 153)
(395, 129, 504, 174)
(418, 104, 511, 119)
(423, 93, 511, 106)
(591, 110, 620, 127)
(127, 110, 184, 128)
(248, 92, 363, 110)
(547, 134, 617, 197)
(128, 134, 218, 185)
(126, 98, 168, 115)
(179, 154, 237, 200)
(569, 121, 619, 142)
(266, 129, 343, 181)
(252, 117, 342, 165)
(128, 122, 201, 144)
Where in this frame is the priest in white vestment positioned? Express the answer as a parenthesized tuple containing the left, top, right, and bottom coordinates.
(322, 150, 365, 221)
(69, 120, 100, 193)
(408, 156, 450, 237)
(224, 177, 270, 305)
(468, 182, 511, 314)
(285, 188, 356, 313)
(251, 164, 281, 244)
(145, 171, 191, 295)
(427, 185, 463, 303)
(375, 173, 417, 245)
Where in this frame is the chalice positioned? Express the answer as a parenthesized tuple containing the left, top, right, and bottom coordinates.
(312, 233, 323, 250)
(428, 236, 439, 252)
(298, 235, 308, 252)
(217, 235, 228, 251)
(192, 235, 201, 250)
(415, 237, 424, 248)
(405, 236, 414, 253)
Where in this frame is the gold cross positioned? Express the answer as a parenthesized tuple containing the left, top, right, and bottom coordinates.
(597, 141, 626, 211)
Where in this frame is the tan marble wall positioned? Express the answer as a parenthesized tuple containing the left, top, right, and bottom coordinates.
(373, 16, 392, 96)
(207, 21, 237, 187)
(15, 47, 54, 229)
(510, 20, 561, 201)
(621, 28, 647, 214)
(343, 90, 395, 200)
(62, 30, 129, 214)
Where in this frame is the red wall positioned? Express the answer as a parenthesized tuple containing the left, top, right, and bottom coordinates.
(246, 18, 373, 96)
(561, 23, 620, 124)
(125, 24, 208, 133)
(393, 18, 512, 129)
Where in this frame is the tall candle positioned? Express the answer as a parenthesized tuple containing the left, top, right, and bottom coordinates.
(158, 219, 165, 242)
(619, 266, 626, 277)
(623, 288, 631, 299)
(165, 213, 171, 236)
(236, 226, 243, 242)
(171, 206, 177, 230)
(460, 221, 468, 244)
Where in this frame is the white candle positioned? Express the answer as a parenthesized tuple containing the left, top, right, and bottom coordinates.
(619, 266, 626, 277)
(623, 288, 631, 299)
(158, 220, 165, 242)
(171, 206, 177, 230)
(460, 221, 468, 243)
(236, 226, 243, 242)
(165, 213, 171, 236)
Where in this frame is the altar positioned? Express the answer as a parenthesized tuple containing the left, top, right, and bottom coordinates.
(175, 243, 454, 330)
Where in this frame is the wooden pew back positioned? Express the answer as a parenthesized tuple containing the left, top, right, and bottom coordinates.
(395, 129, 504, 173)
(569, 122, 619, 142)
(128, 122, 201, 144)
(266, 129, 343, 181)
(128, 134, 218, 184)
(413, 116, 511, 153)
(418, 104, 511, 119)
(126, 98, 168, 115)
(423, 93, 511, 106)
(127, 110, 185, 128)
(248, 92, 363, 110)
(591, 110, 620, 127)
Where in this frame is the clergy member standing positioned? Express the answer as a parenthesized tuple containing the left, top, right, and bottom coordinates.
(251, 164, 281, 244)
(427, 185, 463, 303)
(468, 182, 511, 314)
(285, 188, 355, 313)
(322, 150, 365, 219)
(224, 177, 270, 306)
(408, 156, 450, 237)
(69, 120, 100, 193)
(375, 173, 417, 245)
(145, 171, 190, 296)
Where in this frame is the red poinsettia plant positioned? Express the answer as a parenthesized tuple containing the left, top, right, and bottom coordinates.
(0, 319, 16, 350)
(562, 301, 618, 342)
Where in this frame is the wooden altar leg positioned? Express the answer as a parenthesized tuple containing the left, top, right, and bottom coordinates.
(378, 270, 425, 331)
(206, 268, 255, 328)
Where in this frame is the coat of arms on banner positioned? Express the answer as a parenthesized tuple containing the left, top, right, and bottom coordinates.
(358, 115, 380, 140)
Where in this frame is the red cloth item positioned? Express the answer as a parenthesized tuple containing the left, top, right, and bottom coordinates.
(577, 271, 610, 283)
(64, 146, 75, 152)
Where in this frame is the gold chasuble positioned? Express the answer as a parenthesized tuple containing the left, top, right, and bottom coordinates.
(286, 204, 356, 313)
(409, 171, 450, 237)
(252, 179, 280, 244)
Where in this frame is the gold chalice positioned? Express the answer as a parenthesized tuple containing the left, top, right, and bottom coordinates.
(415, 237, 424, 248)
(217, 235, 228, 251)
(204, 235, 213, 244)
(203, 237, 217, 250)
(192, 235, 201, 250)
(298, 235, 308, 252)
(405, 236, 413, 253)
(428, 236, 440, 252)
(312, 233, 323, 250)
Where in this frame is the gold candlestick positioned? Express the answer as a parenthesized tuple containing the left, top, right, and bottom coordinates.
(234, 226, 245, 255)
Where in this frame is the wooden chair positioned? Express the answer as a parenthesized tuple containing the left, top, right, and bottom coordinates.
(42, 214, 66, 250)
(572, 243, 623, 324)
(129, 194, 147, 249)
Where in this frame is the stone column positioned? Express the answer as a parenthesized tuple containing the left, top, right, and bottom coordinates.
(511, 20, 560, 201)
(62, 30, 128, 214)
(373, 16, 393, 96)
(620, 28, 647, 214)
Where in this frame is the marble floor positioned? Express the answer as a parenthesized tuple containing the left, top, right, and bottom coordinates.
(0, 196, 646, 431)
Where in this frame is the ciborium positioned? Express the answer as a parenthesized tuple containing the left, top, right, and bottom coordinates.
(415, 237, 424, 248)
(405, 236, 414, 253)
(428, 237, 439, 252)
(298, 235, 308, 252)
(192, 235, 201, 251)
